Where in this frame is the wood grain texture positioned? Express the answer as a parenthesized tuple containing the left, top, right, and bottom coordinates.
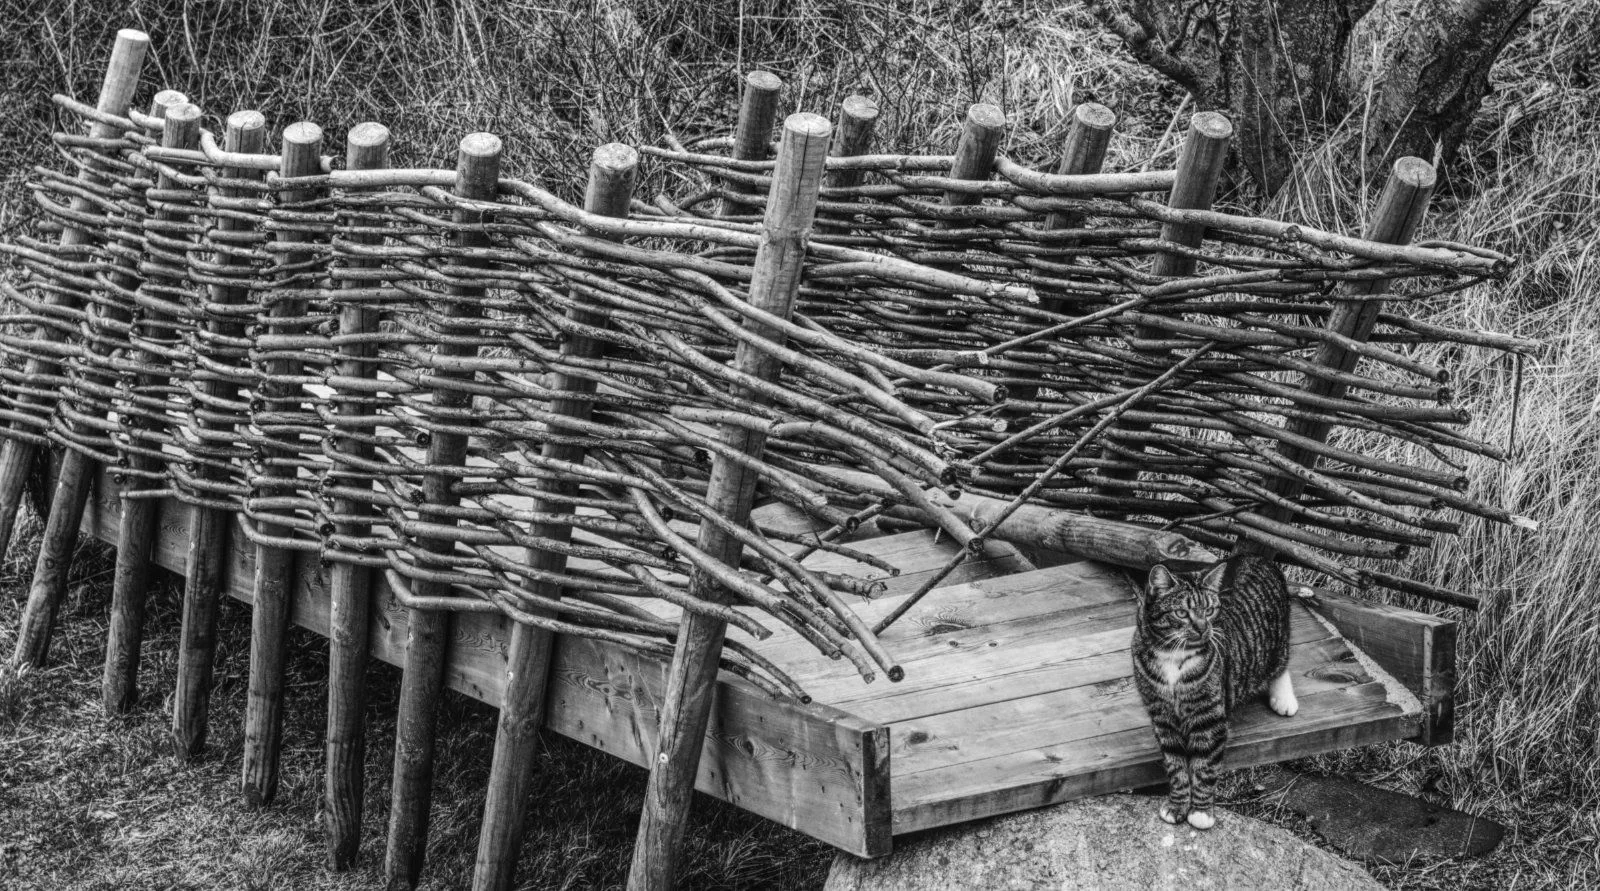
(1303, 587, 1455, 745)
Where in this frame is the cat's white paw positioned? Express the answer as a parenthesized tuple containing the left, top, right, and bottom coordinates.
(1269, 671, 1299, 717)
(1186, 809, 1216, 830)
(1158, 804, 1181, 824)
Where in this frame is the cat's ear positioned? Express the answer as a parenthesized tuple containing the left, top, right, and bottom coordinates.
(1146, 564, 1179, 598)
(1198, 560, 1228, 596)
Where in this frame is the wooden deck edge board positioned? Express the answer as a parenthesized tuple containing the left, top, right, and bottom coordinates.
(890, 702, 1419, 833)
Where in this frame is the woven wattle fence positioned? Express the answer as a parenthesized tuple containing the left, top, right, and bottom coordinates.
(0, 32, 1529, 891)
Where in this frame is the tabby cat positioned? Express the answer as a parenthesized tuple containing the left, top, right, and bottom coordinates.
(1132, 554, 1297, 830)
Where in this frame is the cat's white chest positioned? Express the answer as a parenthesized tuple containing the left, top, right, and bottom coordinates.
(1154, 648, 1199, 686)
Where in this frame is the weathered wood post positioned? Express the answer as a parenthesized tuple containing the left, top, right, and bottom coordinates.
(626, 112, 832, 891)
(471, 142, 639, 891)
(242, 120, 326, 806)
(1233, 157, 1436, 554)
(1094, 112, 1230, 508)
(943, 103, 1007, 218)
(0, 29, 148, 562)
(103, 94, 200, 713)
(324, 120, 391, 870)
(1042, 103, 1116, 274)
(720, 71, 782, 217)
(7, 31, 150, 664)
(911, 103, 1004, 323)
(825, 95, 879, 189)
(172, 110, 270, 759)
(1011, 102, 1116, 410)
(384, 132, 502, 890)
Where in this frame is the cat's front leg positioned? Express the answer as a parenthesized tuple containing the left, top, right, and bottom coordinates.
(1157, 747, 1189, 824)
(1185, 755, 1219, 829)
(1268, 669, 1298, 716)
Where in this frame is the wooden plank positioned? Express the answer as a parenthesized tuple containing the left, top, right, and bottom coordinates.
(80, 472, 888, 857)
(1301, 587, 1456, 745)
(893, 682, 1419, 833)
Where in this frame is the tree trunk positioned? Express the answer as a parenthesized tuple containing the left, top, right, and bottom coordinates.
(1347, 0, 1539, 165)
(1090, 0, 1540, 193)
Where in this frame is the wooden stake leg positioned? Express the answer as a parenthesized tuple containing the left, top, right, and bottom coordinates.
(325, 560, 372, 868)
(172, 505, 230, 758)
(241, 120, 325, 808)
(384, 132, 503, 890)
(471, 142, 639, 891)
(102, 95, 199, 715)
(626, 113, 832, 891)
(0, 30, 148, 559)
(10, 449, 94, 666)
(324, 120, 391, 870)
(1094, 112, 1231, 512)
(385, 606, 450, 888)
(627, 610, 728, 890)
(103, 492, 159, 711)
(171, 108, 269, 760)
(242, 544, 296, 803)
(471, 621, 555, 890)
(0, 440, 33, 559)
(1234, 157, 1436, 558)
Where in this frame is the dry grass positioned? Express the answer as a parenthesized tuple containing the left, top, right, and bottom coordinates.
(0, 0, 1597, 888)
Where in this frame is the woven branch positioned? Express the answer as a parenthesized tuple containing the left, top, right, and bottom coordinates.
(0, 93, 1528, 699)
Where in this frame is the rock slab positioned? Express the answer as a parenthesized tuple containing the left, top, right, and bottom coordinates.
(1270, 771, 1505, 864)
(825, 794, 1382, 891)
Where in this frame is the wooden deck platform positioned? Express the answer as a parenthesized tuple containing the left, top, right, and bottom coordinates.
(79, 469, 1449, 858)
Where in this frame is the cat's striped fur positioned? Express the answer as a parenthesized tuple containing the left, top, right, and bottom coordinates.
(1132, 554, 1297, 830)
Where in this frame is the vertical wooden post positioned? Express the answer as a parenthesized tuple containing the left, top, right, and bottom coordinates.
(1094, 112, 1230, 507)
(1234, 157, 1435, 556)
(384, 132, 502, 891)
(103, 93, 200, 713)
(911, 103, 1004, 323)
(0, 30, 148, 563)
(172, 110, 270, 759)
(6, 31, 150, 665)
(824, 95, 879, 189)
(720, 71, 782, 217)
(242, 121, 326, 806)
(471, 143, 639, 891)
(324, 120, 391, 870)
(626, 112, 832, 891)
(1010, 103, 1116, 410)
(942, 103, 1007, 217)
(1145, 113, 1232, 297)
(1042, 103, 1117, 251)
